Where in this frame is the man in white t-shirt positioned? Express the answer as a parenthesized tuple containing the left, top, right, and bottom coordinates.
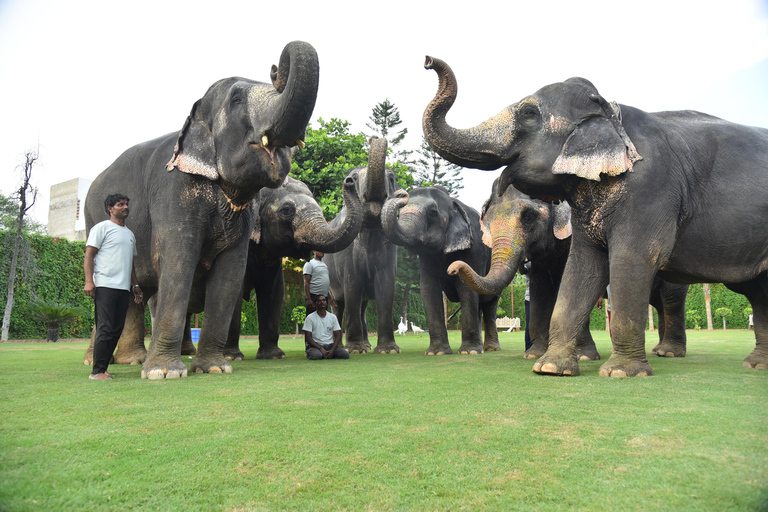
(84, 193, 143, 380)
(302, 295, 348, 360)
(303, 250, 334, 314)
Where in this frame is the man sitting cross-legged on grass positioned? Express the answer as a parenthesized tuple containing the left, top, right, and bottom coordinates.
(302, 295, 349, 360)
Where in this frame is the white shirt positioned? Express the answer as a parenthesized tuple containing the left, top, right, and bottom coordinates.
(302, 311, 341, 349)
(303, 258, 330, 296)
(86, 220, 137, 291)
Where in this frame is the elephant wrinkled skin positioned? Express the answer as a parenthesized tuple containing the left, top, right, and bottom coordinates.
(423, 56, 768, 376)
(84, 41, 319, 379)
(382, 186, 500, 355)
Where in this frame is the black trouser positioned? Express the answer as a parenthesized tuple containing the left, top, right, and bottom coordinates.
(306, 346, 349, 360)
(92, 287, 130, 374)
(524, 300, 532, 351)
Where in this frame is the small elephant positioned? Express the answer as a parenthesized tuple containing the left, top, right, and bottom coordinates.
(449, 179, 688, 360)
(382, 186, 500, 355)
(324, 137, 400, 354)
(84, 41, 320, 379)
(423, 56, 768, 376)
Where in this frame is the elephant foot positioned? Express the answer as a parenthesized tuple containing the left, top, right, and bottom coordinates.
(458, 342, 484, 355)
(742, 350, 768, 369)
(532, 350, 580, 376)
(83, 349, 94, 366)
(373, 341, 401, 354)
(525, 342, 548, 360)
(483, 341, 501, 352)
(651, 343, 686, 358)
(141, 357, 189, 380)
(425, 343, 452, 356)
(114, 345, 148, 365)
(180, 339, 197, 356)
(576, 346, 601, 361)
(223, 348, 245, 361)
(256, 346, 286, 360)
(345, 341, 368, 354)
(598, 355, 653, 377)
(190, 355, 234, 375)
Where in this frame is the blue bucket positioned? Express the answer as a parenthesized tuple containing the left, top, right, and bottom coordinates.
(191, 328, 200, 342)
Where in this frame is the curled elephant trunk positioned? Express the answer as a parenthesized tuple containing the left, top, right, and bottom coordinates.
(266, 41, 319, 147)
(295, 175, 363, 253)
(381, 189, 411, 246)
(364, 137, 388, 203)
(448, 227, 522, 295)
(422, 56, 514, 171)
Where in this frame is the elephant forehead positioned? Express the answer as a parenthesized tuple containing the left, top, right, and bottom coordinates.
(545, 114, 572, 133)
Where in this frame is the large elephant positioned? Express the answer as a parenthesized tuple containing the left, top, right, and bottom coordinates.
(84, 41, 319, 379)
(449, 179, 688, 360)
(381, 186, 500, 355)
(422, 56, 768, 376)
(324, 137, 400, 354)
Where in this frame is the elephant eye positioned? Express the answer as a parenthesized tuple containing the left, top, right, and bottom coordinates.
(520, 207, 538, 225)
(278, 203, 295, 217)
(231, 95, 244, 106)
(519, 105, 540, 125)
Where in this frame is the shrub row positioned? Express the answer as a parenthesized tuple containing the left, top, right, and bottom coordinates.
(0, 231, 755, 339)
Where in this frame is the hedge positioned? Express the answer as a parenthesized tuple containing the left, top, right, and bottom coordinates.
(0, 230, 757, 340)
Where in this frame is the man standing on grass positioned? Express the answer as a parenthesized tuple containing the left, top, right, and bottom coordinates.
(84, 193, 143, 380)
(303, 250, 334, 314)
(302, 295, 348, 360)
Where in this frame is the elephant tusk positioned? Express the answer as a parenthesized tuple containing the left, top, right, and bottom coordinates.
(296, 139, 305, 149)
(262, 135, 269, 147)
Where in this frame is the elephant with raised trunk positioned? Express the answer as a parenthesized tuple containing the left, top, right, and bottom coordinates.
(85, 41, 320, 379)
(449, 179, 688, 360)
(382, 186, 500, 355)
(324, 137, 400, 354)
(423, 56, 768, 377)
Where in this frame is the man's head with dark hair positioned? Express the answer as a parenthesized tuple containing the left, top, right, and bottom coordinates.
(104, 193, 130, 215)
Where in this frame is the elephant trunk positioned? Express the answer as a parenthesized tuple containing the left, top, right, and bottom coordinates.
(265, 41, 319, 147)
(364, 137, 388, 203)
(447, 220, 523, 295)
(294, 175, 363, 253)
(381, 189, 412, 247)
(422, 56, 515, 171)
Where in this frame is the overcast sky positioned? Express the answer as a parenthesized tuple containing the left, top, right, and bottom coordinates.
(1, 0, 767, 225)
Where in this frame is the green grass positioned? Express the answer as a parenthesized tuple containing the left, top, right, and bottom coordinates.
(1, 330, 767, 511)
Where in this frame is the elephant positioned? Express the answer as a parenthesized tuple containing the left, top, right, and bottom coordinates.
(422, 56, 768, 376)
(449, 179, 688, 360)
(324, 137, 400, 354)
(381, 185, 500, 355)
(84, 41, 319, 379)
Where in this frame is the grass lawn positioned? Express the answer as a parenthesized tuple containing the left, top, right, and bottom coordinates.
(1, 329, 766, 511)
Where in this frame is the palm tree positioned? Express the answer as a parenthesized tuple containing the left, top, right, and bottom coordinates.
(27, 299, 88, 342)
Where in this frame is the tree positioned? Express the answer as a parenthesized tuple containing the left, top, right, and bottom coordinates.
(367, 99, 408, 148)
(0, 193, 45, 234)
(412, 136, 464, 195)
(2, 149, 40, 342)
(715, 307, 732, 330)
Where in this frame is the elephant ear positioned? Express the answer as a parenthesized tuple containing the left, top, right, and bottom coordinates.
(445, 200, 472, 254)
(552, 200, 572, 240)
(552, 99, 642, 181)
(166, 100, 219, 180)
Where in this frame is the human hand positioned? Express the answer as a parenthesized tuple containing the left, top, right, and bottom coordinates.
(133, 286, 144, 304)
(83, 282, 95, 297)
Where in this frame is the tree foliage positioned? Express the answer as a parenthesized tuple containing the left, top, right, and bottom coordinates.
(366, 99, 408, 148)
(411, 136, 464, 195)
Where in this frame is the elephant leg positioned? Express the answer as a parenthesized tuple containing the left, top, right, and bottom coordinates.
(596, 252, 660, 378)
(422, 266, 451, 355)
(725, 278, 768, 369)
(574, 321, 600, 361)
(114, 301, 150, 364)
(534, 240, 608, 376)
(83, 328, 97, 365)
(457, 288, 483, 355)
(180, 312, 198, 357)
(481, 297, 501, 352)
(373, 256, 399, 354)
(333, 299, 346, 347)
(361, 300, 371, 349)
(343, 282, 368, 354)
(223, 298, 246, 361)
(525, 263, 560, 359)
(190, 245, 249, 375)
(650, 280, 688, 358)
(254, 267, 286, 360)
(142, 236, 200, 379)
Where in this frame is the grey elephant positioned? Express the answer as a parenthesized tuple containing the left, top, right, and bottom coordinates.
(449, 179, 688, 360)
(381, 186, 500, 355)
(84, 41, 320, 379)
(423, 56, 768, 376)
(324, 137, 400, 354)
